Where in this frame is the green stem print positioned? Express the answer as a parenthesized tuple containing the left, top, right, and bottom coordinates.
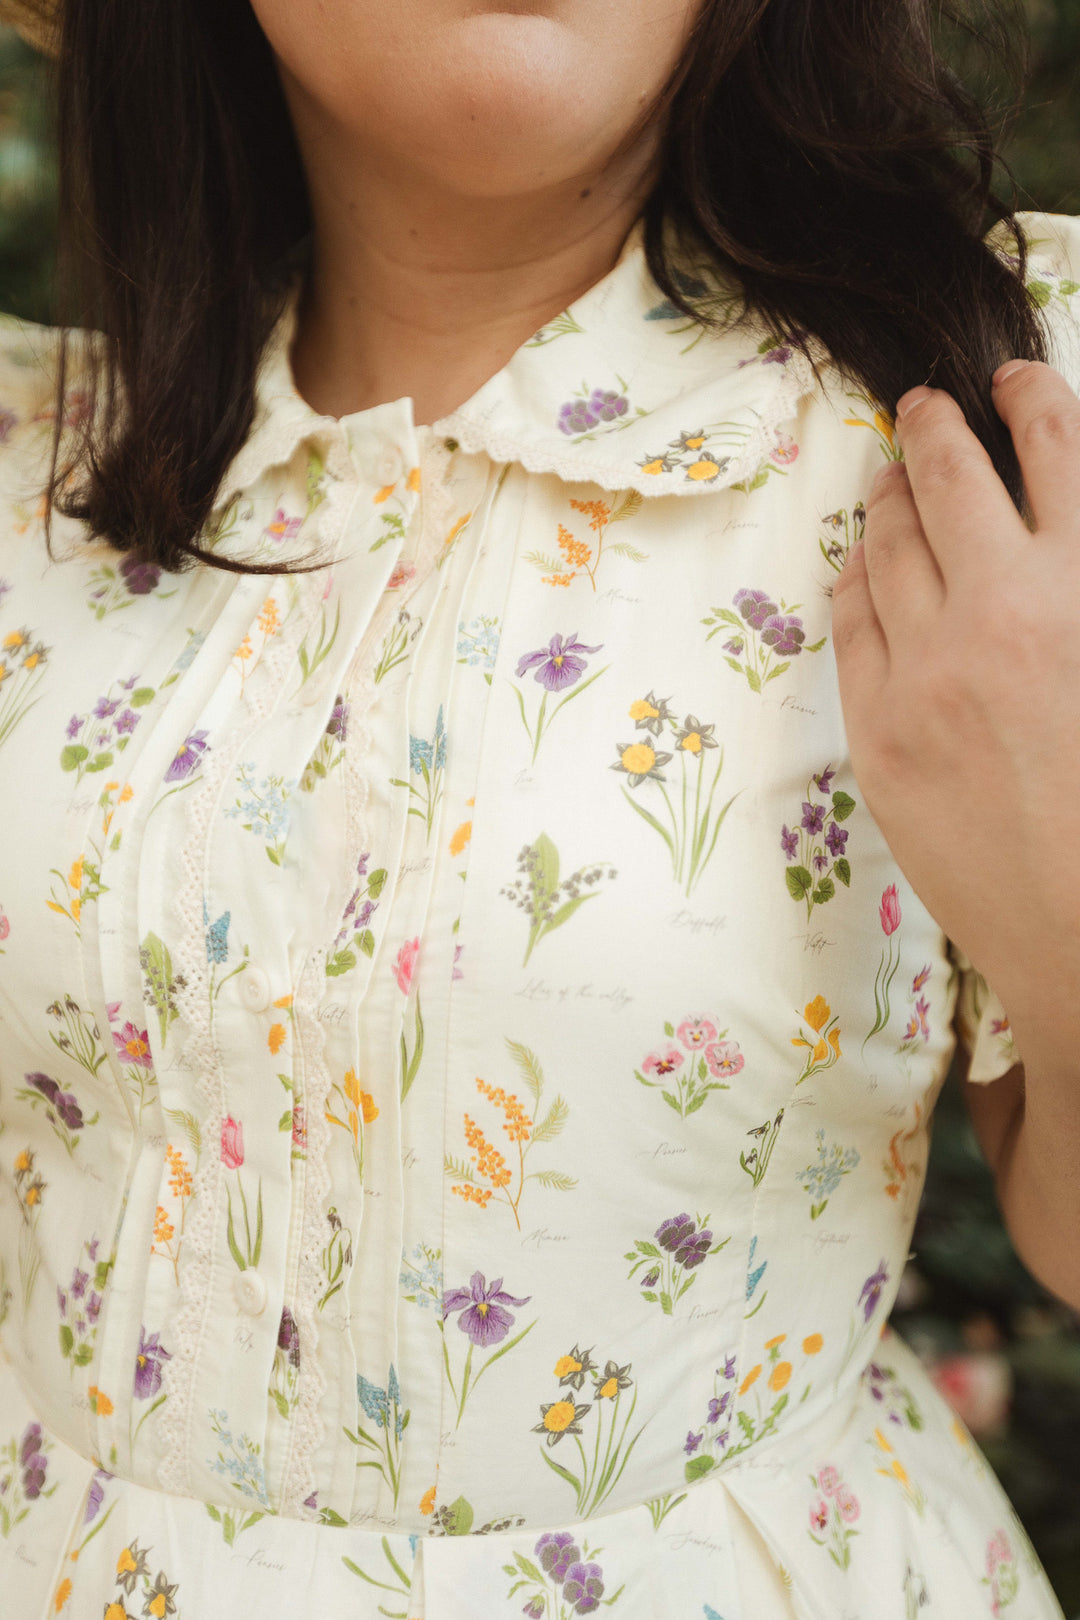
(612, 693, 739, 897)
(0, 624, 50, 756)
(511, 635, 610, 765)
(344, 1367, 408, 1510)
(634, 1015, 744, 1118)
(703, 588, 826, 694)
(205, 1501, 266, 1546)
(13, 1147, 46, 1311)
(646, 1491, 688, 1530)
(740, 1110, 785, 1189)
(863, 884, 903, 1052)
(399, 992, 424, 1102)
(506, 1531, 625, 1618)
(47, 779, 129, 934)
(46, 994, 107, 1081)
(318, 1207, 354, 1311)
(391, 706, 446, 843)
(441, 1270, 537, 1429)
(300, 693, 348, 792)
(295, 591, 341, 696)
(780, 766, 856, 924)
(500, 833, 616, 967)
(444, 1039, 576, 1229)
(625, 1211, 730, 1317)
(373, 608, 422, 685)
(533, 1349, 646, 1518)
(343, 1536, 414, 1619)
(819, 502, 867, 575)
(224, 1175, 263, 1272)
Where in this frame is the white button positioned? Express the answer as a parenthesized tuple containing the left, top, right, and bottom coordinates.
(238, 966, 270, 1012)
(375, 449, 399, 485)
(233, 1269, 267, 1316)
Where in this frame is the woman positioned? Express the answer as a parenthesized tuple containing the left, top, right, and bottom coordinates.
(0, 0, 1076, 1615)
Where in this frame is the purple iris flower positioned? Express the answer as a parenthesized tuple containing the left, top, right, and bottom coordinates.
(801, 802, 825, 835)
(760, 614, 806, 657)
(825, 821, 848, 857)
(442, 1271, 531, 1347)
(119, 554, 163, 596)
(780, 825, 799, 860)
(165, 731, 209, 783)
(134, 1327, 172, 1399)
(516, 633, 602, 692)
(733, 588, 778, 631)
(535, 1531, 580, 1583)
(858, 1261, 890, 1322)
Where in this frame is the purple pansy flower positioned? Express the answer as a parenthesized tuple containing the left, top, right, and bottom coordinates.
(70, 1266, 88, 1300)
(858, 1261, 890, 1322)
(780, 825, 799, 860)
(65, 715, 81, 739)
(708, 1391, 731, 1424)
(165, 730, 209, 783)
(813, 851, 829, 873)
(684, 1428, 703, 1455)
(564, 1560, 605, 1614)
(133, 1327, 171, 1399)
(760, 613, 806, 657)
(118, 554, 163, 596)
(277, 1305, 301, 1369)
(655, 1213, 713, 1269)
(587, 387, 628, 423)
(87, 1290, 102, 1325)
(516, 632, 602, 692)
(722, 637, 745, 656)
(114, 708, 139, 736)
(733, 588, 778, 630)
(558, 400, 599, 436)
(801, 801, 826, 835)
(442, 1271, 530, 1347)
(722, 1354, 737, 1380)
(26, 1073, 84, 1132)
(536, 1531, 579, 1582)
(813, 764, 836, 792)
(93, 696, 119, 720)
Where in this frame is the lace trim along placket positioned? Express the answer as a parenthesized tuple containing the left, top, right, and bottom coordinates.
(156, 465, 366, 1502)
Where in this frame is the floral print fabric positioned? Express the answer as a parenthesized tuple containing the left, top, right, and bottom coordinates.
(1, 211, 1077, 1619)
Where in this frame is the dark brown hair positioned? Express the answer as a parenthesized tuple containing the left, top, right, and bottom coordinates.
(41, 0, 1046, 571)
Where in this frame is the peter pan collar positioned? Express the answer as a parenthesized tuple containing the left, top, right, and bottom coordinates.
(217, 219, 829, 512)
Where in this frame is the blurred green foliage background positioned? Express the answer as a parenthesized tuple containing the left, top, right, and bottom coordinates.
(0, 2, 1078, 1611)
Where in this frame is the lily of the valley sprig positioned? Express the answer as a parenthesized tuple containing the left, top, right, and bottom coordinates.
(500, 833, 616, 967)
(613, 692, 739, 897)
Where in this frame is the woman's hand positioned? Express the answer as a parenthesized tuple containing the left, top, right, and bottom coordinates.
(831, 359, 1080, 1071)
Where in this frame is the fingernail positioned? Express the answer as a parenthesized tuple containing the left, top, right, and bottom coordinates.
(896, 386, 933, 419)
(993, 359, 1029, 387)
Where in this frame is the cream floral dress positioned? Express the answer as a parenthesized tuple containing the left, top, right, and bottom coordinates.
(0, 210, 1077, 1620)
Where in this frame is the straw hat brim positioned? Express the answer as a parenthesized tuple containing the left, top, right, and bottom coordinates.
(0, 0, 59, 56)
